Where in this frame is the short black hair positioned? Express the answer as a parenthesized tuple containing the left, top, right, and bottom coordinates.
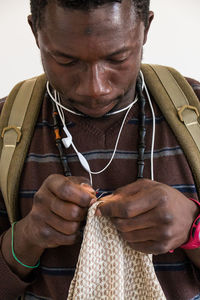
(30, 0, 150, 32)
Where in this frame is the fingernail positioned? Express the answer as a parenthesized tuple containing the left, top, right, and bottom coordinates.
(81, 183, 95, 193)
(169, 249, 174, 253)
(95, 208, 102, 217)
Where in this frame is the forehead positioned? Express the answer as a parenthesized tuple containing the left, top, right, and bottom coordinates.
(39, 1, 142, 56)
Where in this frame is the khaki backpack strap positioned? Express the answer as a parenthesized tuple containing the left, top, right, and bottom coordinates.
(0, 74, 46, 223)
(141, 64, 200, 197)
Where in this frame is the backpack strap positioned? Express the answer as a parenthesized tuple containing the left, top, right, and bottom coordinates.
(141, 64, 200, 197)
(0, 74, 46, 223)
(1, 65, 200, 222)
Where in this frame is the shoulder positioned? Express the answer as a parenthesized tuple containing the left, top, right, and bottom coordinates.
(185, 77, 200, 100)
(0, 98, 6, 104)
(0, 97, 6, 113)
(0, 74, 46, 115)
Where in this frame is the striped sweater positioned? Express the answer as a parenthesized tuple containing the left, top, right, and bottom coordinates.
(0, 77, 200, 300)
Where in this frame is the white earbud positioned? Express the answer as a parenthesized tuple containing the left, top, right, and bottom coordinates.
(62, 126, 91, 173)
(62, 136, 72, 149)
(62, 126, 72, 148)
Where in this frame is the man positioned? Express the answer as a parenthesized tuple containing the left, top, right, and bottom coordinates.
(1, 0, 200, 299)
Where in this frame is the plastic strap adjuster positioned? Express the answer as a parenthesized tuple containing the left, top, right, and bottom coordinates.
(178, 105, 199, 123)
(1, 126, 22, 143)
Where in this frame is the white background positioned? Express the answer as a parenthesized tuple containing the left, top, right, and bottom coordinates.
(0, 0, 200, 98)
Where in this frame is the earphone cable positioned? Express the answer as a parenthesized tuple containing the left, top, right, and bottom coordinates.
(47, 72, 154, 184)
(54, 87, 138, 183)
(90, 97, 138, 175)
(47, 81, 138, 117)
(140, 71, 155, 181)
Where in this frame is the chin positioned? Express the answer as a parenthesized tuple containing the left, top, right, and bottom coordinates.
(80, 109, 111, 118)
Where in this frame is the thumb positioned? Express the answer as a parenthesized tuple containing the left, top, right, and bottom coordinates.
(95, 194, 120, 217)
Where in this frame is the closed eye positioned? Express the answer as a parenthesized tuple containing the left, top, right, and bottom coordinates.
(51, 53, 79, 67)
(108, 57, 129, 64)
(57, 59, 79, 67)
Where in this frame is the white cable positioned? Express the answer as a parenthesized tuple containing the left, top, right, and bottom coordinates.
(47, 82, 83, 116)
(56, 93, 137, 184)
(47, 81, 138, 117)
(48, 83, 138, 185)
(52, 85, 138, 172)
(54, 91, 94, 185)
(140, 71, 155, 181)
(90, 97, 138, 175)
(46, 73, 154, 184)
(105, 100, 137, 116)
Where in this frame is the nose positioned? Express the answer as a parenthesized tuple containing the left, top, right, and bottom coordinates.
(76, 63, 112, 98)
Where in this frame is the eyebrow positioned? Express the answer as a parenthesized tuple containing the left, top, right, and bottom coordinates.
(50, 47, 131, 59)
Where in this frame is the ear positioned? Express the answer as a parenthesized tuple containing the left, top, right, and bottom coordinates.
(27, 15, 40, 48)
(143, 11, 154, 45)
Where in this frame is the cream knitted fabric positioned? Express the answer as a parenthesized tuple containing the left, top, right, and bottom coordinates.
(67, 202, 166, 300)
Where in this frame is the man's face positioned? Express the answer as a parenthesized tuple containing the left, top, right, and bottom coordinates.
(30, 1, 153, 118)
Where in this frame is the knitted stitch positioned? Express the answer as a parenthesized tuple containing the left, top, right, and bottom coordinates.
(68, 202, 166, 300)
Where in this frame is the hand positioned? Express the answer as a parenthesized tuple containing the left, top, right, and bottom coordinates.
(96, 179, 199, 255)
(2, 174, 96, 279)
(24, 174, 96, 250)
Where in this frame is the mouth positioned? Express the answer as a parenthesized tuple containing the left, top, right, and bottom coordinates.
(59, 87, 135, 118)
(64, 96, 122, 118)
(73, 101, 118, 118)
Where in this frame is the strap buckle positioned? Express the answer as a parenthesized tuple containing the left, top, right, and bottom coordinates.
(178, 105, 199, 122)
(1, 126, 22, 143)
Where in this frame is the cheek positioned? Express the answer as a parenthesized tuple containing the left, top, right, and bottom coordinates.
(109, 59, 141, 91)
(40, 52, 76, 94)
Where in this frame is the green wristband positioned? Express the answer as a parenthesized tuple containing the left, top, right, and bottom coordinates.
(11, 222, 40, 269)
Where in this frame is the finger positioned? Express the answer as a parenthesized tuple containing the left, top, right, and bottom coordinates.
(96, 189, 160, 218)
(37, 223, 82, 248)
(45, 214, 80, 236)
(120, 226, 174, 254)
(69, 176, 91, 185)
(50, 199, 87, 221)
(115, 178, 156, 196)
(128, 241, 170, 255)
(127, 241, 157, 254)
(95, 194, 123, 217)
(80, 183, 96, 196)
(42, 174, 94, 207)
(120, 227, 157, 243)
(34, 188, 88, 221)
(111, 208, 163, 232)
